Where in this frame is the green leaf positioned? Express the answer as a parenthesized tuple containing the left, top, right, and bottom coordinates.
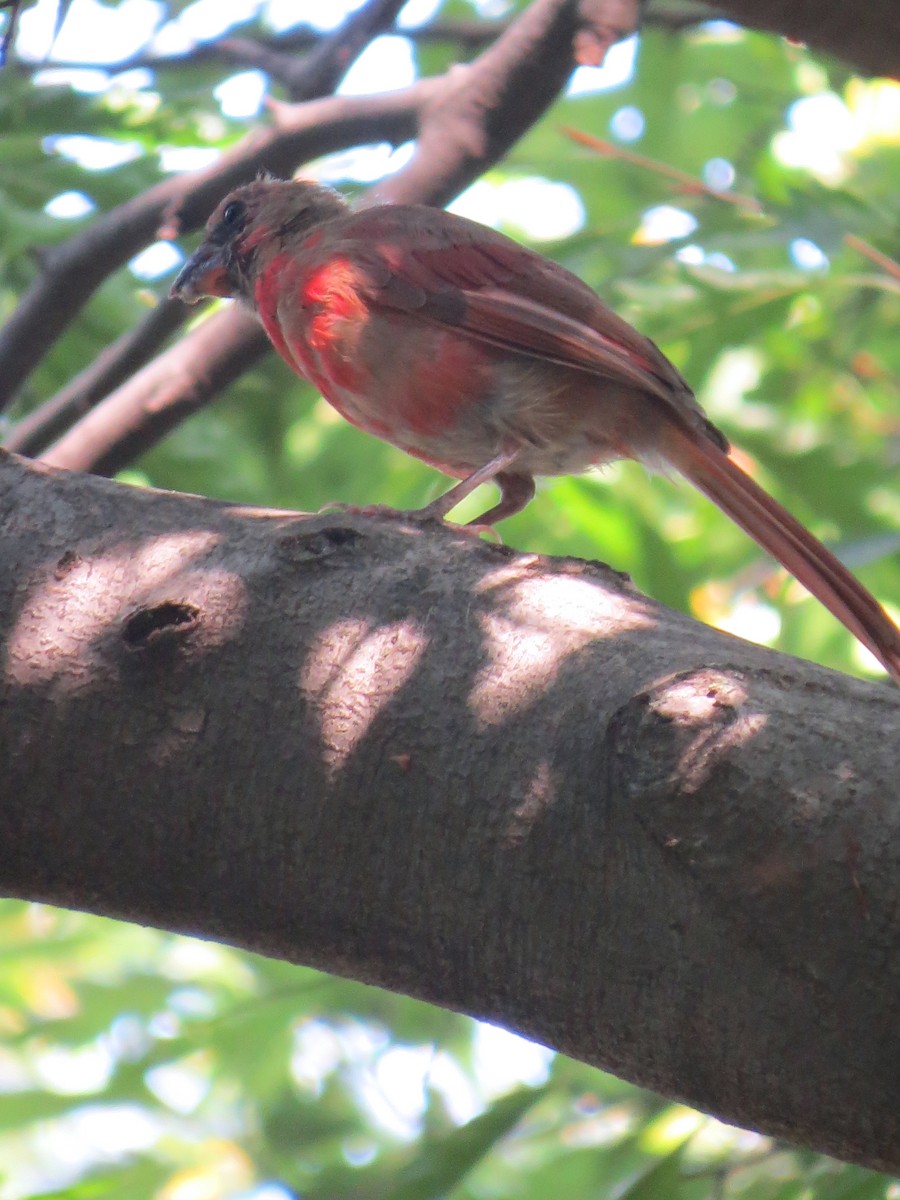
(386, 1086, 550, 1200)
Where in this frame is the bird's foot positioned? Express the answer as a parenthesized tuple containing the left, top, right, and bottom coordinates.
(317, 501, 502, 542)
(318, 500, 405, 520)
(440, 519, 503, 543)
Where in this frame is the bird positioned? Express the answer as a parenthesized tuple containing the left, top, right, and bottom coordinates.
(171, 177, 900, 684)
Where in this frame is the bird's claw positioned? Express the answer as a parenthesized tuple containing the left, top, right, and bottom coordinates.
(318, 501, 404, 519)
(441, 519, 503, 543)
(316, 501, 502, 542)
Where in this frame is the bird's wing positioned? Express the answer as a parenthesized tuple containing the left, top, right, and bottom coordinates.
(345, 205, 691, 409)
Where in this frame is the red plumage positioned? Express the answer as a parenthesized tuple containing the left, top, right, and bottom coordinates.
(172, 178, 900, 683)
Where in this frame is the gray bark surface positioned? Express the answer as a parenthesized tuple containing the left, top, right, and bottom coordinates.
(1, 451, 898, 1171)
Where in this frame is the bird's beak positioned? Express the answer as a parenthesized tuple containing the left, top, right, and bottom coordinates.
(170, 243, 233, 304)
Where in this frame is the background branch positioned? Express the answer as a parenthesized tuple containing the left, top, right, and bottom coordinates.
(3, 296, 189, 456)
(10, 7, 717, 77)
(0, 0, 433, 412)
(40, 305, 268, 474)
(269, 0, 408, 101)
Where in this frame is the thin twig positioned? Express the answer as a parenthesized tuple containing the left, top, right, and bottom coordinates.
(562, 125, 764, 213)
(843, 233, 900, 283)
(0, 0, 24, 66)
(565, 126, 900, 299)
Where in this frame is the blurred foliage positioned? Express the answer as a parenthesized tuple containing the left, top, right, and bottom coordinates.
(0, 904, 894, 1200)
(0, 0, 899, 1195)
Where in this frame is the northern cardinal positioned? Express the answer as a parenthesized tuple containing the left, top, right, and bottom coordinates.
(171, 179, 900, 683)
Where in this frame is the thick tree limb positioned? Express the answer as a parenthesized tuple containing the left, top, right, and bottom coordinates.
(1, 450, 897, 1172)
(714, 0, 900, 79)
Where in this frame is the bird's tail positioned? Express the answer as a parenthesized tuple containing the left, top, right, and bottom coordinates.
(661, 423, 900, 685)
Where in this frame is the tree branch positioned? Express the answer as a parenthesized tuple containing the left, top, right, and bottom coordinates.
(13, 16, 511, 75)
(712, 0, 900, 79)
(3, 297, 189, 457)
(370, 0, 640, 208)
(0, 1, 429, 414)
(1, 450, 897, 1172)
(40, 304, 268, 474)
(268, 0, 409, 101)
(11, 7, 713, 77)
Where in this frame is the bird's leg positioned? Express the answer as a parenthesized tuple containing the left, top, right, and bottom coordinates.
(469, 472, 535, 525)
(412, 447, 522, 521)
(318, 450, 527, 538)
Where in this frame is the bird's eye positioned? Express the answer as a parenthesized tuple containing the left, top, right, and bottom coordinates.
(222, 200, 246, 226)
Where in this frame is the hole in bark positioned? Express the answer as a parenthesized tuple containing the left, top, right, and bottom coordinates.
(54, 549, 81, 578)
(318, 526, 362, 547)
(123, 601, 200, 649)
(277, 525, 363, 560)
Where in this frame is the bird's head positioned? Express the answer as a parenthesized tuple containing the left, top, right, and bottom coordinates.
(170, 178, 348, 306)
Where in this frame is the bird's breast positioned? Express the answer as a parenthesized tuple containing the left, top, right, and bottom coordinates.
(259, 257, 501, 461)
(254, 253, 648, 479)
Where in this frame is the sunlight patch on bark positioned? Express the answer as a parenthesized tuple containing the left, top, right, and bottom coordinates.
(503, 759, 559, 844)
(651, 672, 767, 793)
(4, 531, 245, 688)
(471, 570, 652, 728)
(300, 618, 428, 774)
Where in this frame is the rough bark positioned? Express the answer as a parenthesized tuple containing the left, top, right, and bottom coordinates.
(1, 451, 897, 1173)
(712, 0, 900, 79)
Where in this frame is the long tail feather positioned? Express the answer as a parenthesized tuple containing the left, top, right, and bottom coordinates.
(662, 427, 900, 684)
